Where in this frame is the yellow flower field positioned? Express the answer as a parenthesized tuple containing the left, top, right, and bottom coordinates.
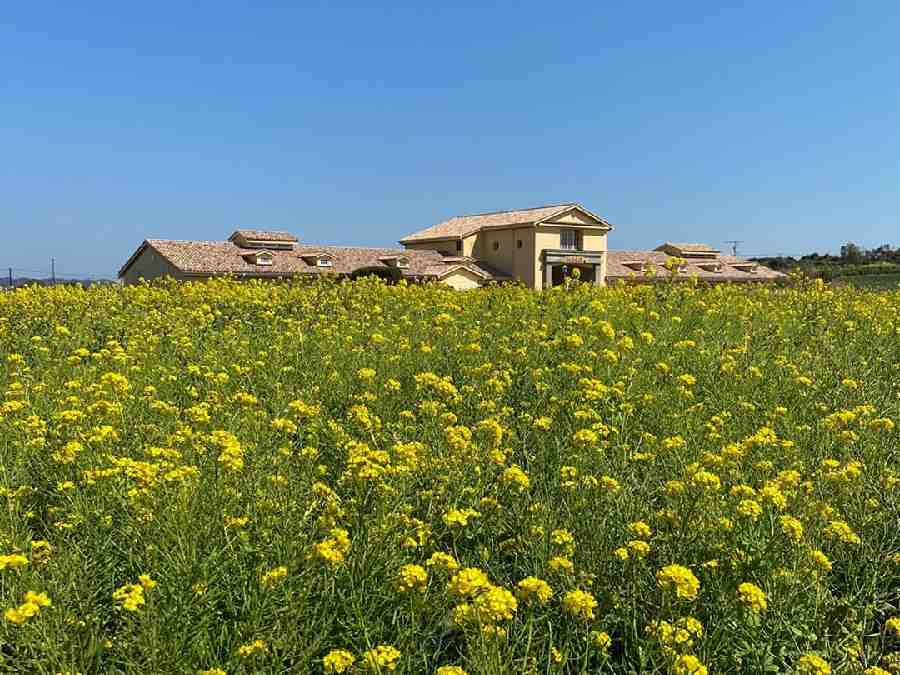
(0, 276, 898, 674)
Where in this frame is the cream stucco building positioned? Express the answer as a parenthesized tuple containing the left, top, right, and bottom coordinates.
(401, 203, 612, 289)
(119, 202, 781, 287)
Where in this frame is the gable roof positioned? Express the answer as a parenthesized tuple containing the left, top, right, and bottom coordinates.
(400, 203, 612, 244)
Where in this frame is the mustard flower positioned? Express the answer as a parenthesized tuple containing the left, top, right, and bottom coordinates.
(261, 566, 288, 587)
(562, 589, 598, 620)
(673, 655, 708, 675)
(236, 640, 268, 658)
(361, 645, 401, 672)
(656, 565, 700, 601)
(322, 649, 355, 673)
(737, 582, 767, 612)
(397, 564, 428, 593)
(886, 617, 900, 637)
(436, 667, 468, 675)
(517, 576, 553, 604)
(448, 568, 491, 598)
(426, 551, 459, 573)
(797, 654, 831, 675)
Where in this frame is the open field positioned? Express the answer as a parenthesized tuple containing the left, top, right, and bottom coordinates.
(1, 278, 898, 674)
(838, 274, 900, 290)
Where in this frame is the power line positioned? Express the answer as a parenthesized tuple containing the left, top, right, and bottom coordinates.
(724, 240, 744, 256)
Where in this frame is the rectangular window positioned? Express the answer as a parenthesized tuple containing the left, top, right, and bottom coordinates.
(560, 229, 580, 250)
(456, 240, 463, 252)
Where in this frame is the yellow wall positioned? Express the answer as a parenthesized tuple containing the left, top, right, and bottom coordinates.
(403, 223, 608, 290)
(470, 227, 535, 288)
(122, 245, 180, 285)
(440, 268, 482, 290)
(534, 226, 609, 289)
(404, 236, 477, 257)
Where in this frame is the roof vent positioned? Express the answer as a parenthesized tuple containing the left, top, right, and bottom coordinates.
(230, 230, 298, 250)
(655, 242, 720, 259)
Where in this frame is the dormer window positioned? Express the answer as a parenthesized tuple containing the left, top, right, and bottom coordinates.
(242, 250, 274, 266)
(698, 262, 722, 273)
(379, 256, 410, 269)
(300, 251, 336, 268)
(732, 263, 758, 274)
(623, 261, 651, 273)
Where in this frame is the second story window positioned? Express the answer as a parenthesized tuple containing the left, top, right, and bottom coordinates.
(560, 229, 580, 250)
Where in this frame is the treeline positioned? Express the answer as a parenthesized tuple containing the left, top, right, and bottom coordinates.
(753, 242, 900, 280)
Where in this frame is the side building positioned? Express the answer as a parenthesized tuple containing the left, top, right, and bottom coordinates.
(119, 204, 783, 287)
(606, 243, 785, 283)
(119, 230, 509, 288)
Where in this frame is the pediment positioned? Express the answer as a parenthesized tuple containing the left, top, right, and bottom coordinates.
(542, 206, 606, 227)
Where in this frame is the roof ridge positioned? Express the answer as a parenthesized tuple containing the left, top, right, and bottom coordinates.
(146, 239, 438, 254)
(449, 202, 577, 220)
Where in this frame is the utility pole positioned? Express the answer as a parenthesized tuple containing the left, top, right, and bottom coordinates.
(7, 268, 11, 288)
(725, 240, 744, 256)
(51, 258, 56, 285)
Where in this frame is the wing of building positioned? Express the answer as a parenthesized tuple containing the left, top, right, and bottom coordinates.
(119, 229, 510, 288)
(119, 205, 783, 288)
(606, 243, 785, 283)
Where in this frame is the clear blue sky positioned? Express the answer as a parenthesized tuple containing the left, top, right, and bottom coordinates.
(2, 1, 899, 278)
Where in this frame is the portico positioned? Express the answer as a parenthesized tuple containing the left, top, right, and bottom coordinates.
(542, 249, 606, 288)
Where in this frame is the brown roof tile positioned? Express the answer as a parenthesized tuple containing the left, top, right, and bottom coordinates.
(607, 250, 784, 282)
(400, 203, 611, 243)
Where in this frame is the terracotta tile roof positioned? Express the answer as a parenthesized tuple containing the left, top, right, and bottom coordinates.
(229, 229, 298, 242)
(607, 250, 784, 282)
(119, 237, 505, 284)
(400, 203, 611, 243)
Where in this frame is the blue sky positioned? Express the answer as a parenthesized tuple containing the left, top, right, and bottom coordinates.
(2, 1, 899, 278)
